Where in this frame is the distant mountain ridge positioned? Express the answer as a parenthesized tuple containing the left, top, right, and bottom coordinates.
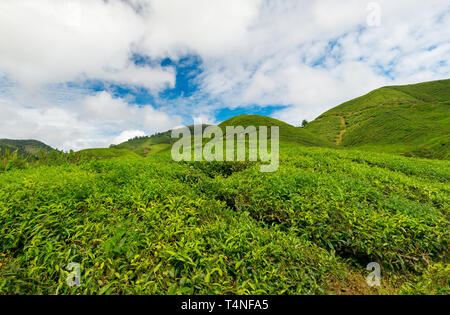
(0, 139, 53, 157)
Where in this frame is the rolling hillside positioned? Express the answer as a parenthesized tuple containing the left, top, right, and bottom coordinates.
(0, 139, 53, 156)
(306, 79, 450, 159)
(112, 125, 211, 156)
(115, 116, 332, 156)
(4, 79, 448, 161)
(114, 79, 449, 159)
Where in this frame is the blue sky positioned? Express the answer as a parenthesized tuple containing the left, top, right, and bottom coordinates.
(83, 54, 290, 124)
(0, 0, 449, 150)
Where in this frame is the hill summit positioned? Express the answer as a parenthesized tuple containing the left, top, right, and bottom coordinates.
(306, 79, 450, 159)
(218, 115, 331, 147)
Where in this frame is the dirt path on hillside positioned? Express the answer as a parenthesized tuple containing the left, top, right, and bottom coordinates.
(336, 116, 347, 145)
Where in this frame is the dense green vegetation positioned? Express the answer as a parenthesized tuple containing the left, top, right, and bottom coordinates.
(306, 79, 450, 159)
(0, 79, 448, 295)
(0, 142, 448, 294)
(76, 148, 141, 160)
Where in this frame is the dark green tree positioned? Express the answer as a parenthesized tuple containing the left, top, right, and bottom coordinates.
(301, 120, 308, 128)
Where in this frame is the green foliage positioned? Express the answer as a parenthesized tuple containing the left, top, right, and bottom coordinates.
(401, 263, 450, 295)
(0, 147, 95, 173)
(0, 155, 345, 294)
(0, 148, 30, 172)
(186, 161, 255, 178)
(0, 142, 448, 294)
(75, 148, 140, 160)
(197, 144, 449, 273)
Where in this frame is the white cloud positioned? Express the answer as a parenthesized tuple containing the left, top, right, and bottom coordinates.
(0, 0, 449, 147)
(186, 0, 450, 123)
(0, 91, 182, 151)
(0, 0, 175, 91)
(137, 0, 261, 58)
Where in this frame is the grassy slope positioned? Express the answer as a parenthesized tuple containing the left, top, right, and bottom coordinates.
(218, 115, 332, 147)
(306, 79, 450, 159)
(76, 148, 141, 160)
(113, 131, 173, 156)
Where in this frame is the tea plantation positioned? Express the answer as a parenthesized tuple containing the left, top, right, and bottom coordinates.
(0, 143, 448, 294)
(1, 79, 448, 295)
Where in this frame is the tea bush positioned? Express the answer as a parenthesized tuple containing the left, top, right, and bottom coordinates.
(0, 144, 448, 294)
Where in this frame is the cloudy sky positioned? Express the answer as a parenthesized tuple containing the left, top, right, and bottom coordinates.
(0, 0, 449, 150)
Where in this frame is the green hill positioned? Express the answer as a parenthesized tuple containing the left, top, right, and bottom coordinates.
(113, 116, 331, 156)
(0, 139, 53, 156)
(111, 133, 172, 156)
(306, 79, 450, 159)
(219, 115, 332, 147)
(112, 125, 211, 156)
(116, 79, 450, 159)
(6, 77, 449, 162)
